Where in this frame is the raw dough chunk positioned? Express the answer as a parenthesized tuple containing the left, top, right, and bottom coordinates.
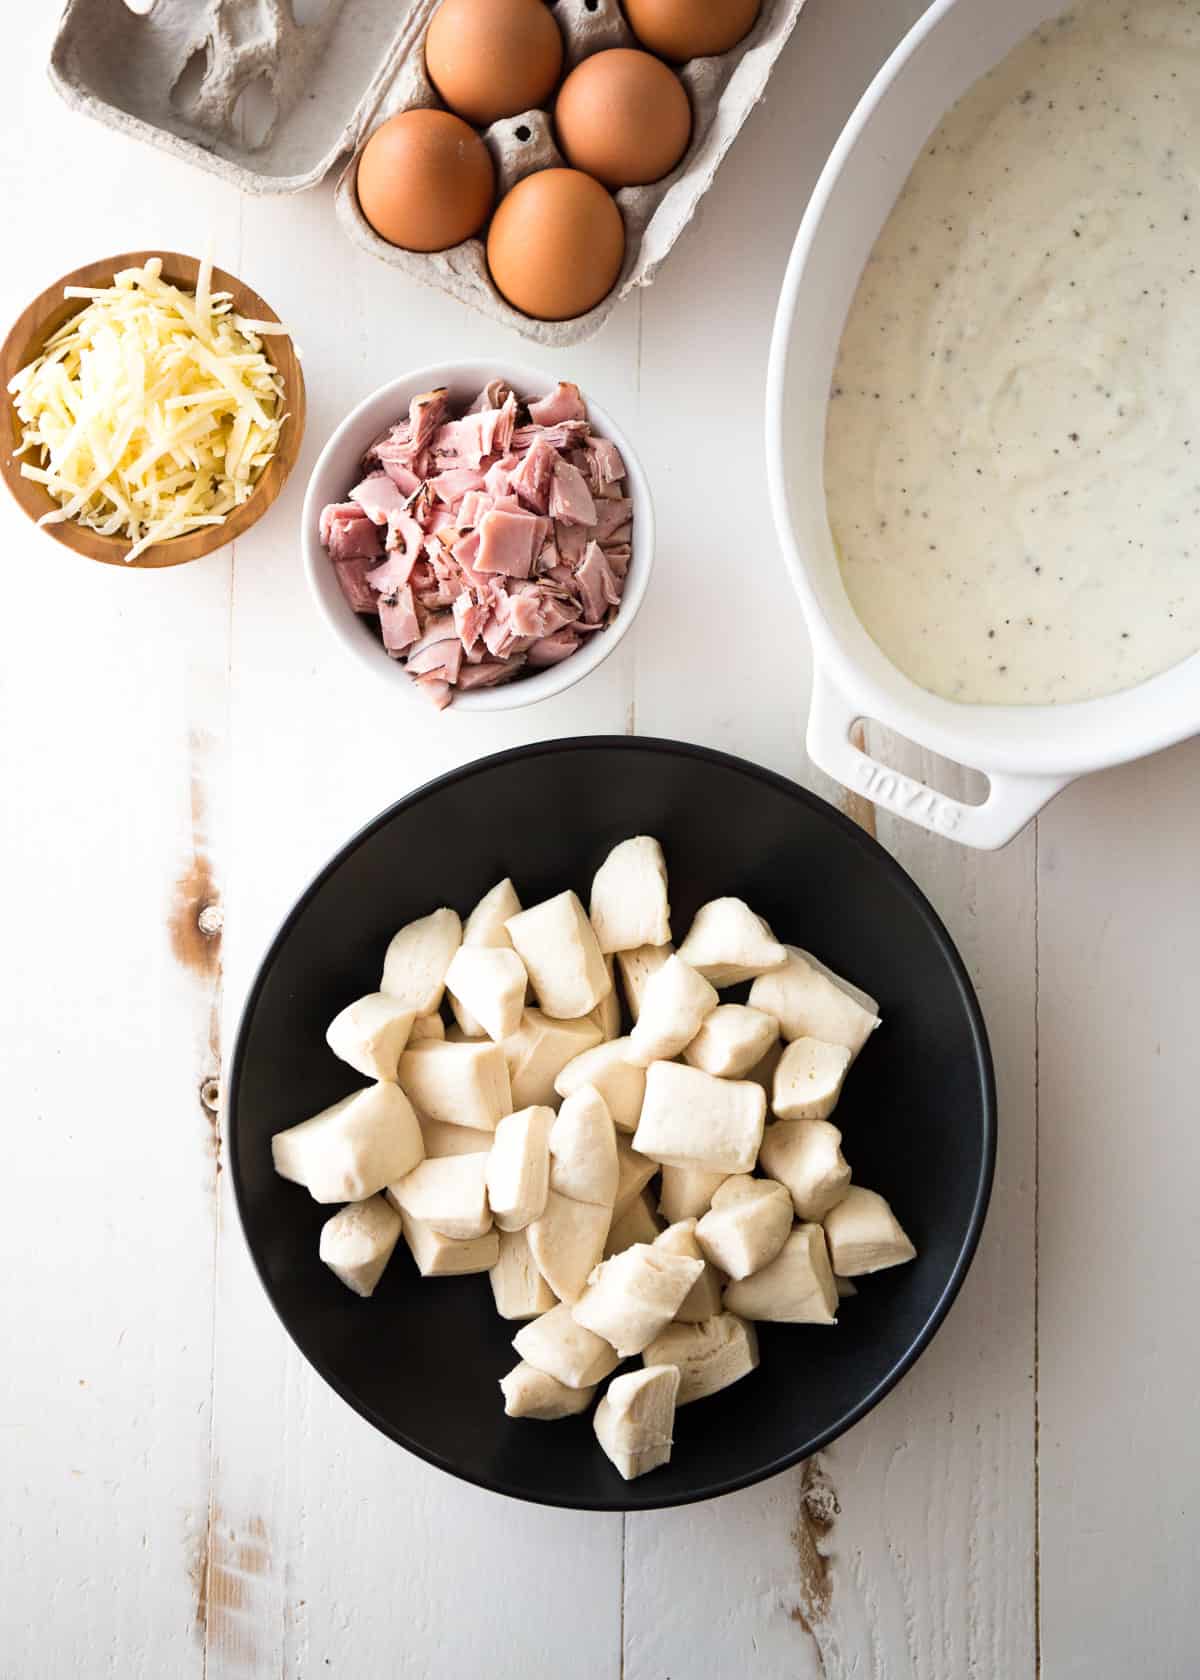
(318, 1194, 402, 1298)
(676, 898, 787, 987)
(490, 1227, 558, 1320)
(653, 1219, 723, 1321)
(589, 836, 672, 954)
(272, 1082, 424, 1203)
(758, 1119, 852, 1220)
(604, 1188, 663, 1256)
(744, 1037, 783, 1097)
(513, 1301, 620, 1388)
(503, 1009, 604, 1108)
(642, 1313, 759, 1405)
(397, 1039, 512, 1132)
(614, 1134, 658, 1217)
(500, 1361, 595, 1419)
(683, 1004, 779, 1079)
(387, 1152, 491, 1239)
(486, 1105, 554, 1231)
(380, 907, 462, 1015)
(723, 1223, 838, 1324)
(749, 947, 880, 1058)
(444, 946, 528, 1043)
(772, 1037, 852, 1121)
(627, 955, 718, 1066)
(326, 993, 415, 1082)
(549, 1086, 619, 1207)
(823, 1187, 916, 1276)
(588, 956, 623, 1042)
(615, 942, 673, 1024)
(527, 1191, 611, 1303)
(594, 1365, 680, 1480)
(419, 1114, 492, 1157)
(409, 1013, 446, 1043)
(555, 1037, 646, 1133)
(463, 877, 522, 947)
(400, 1211, 499, 1277)
(695, 1176, 792, 1280)
(633, 1062, 765, 1175)
(506, 891, 612, 1020)
(658, 1164, 727, 1225)
(572, 1243, 704, 1357)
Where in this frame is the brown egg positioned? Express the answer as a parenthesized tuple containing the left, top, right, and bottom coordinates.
(425, 0, 564, 127)
(356, 109, 495, 252)
(487, 169, 625, 321)
(622, 0, 762, 61)
(554, 49, 691, 190)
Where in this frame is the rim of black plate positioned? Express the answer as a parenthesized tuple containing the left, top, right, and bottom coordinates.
(227, 735, 998, 1513)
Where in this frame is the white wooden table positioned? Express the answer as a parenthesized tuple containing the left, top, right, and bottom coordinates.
(4, 2, 1198, 1675)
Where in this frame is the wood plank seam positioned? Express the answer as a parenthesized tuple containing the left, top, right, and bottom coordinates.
(1032, 819, 1042, 1680)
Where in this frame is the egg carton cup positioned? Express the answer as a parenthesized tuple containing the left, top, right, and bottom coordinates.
(49, 0, 807, 345)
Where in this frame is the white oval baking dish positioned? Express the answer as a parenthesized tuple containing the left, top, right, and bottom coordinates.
(765, 0, 1200, 848)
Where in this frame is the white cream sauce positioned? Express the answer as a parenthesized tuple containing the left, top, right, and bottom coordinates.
(824, 0, 1200, 704)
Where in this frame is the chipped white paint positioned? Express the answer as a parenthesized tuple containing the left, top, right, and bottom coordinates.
(2, 1, 1196, 1677)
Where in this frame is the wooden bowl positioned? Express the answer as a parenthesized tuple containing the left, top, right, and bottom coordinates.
(0, 250, 306, 570)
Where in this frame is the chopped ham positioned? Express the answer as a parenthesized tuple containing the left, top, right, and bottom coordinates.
(575, 541, 624, 624)
(407, 637, 465, 682)
(452, 528, 482, 571)
(416, 677, 453, 710)
(333, 555, 379, 613)
(368, 544, 419, 597)
(349, 472, 409, 528)
(527, 629, 583, 667)
(431, 466, 487, 505)
(504, 589, 547, 639)
(453, 590, 490, 653)
(528, 382, 587, 426)
(320, 501, 363, 546)
(549, 458, 597, 527)
(456, 657, 526, 690)
(457, 491, 493, 528)
(509, 434, 558, 513)
(408, 388, 449, 454)
(379, 586, 420, 654)
(592, 497, 633, 542)
(368, 447, 422, 494)
(587, 437, 626, 484)
(319, 379, 632, 705)
(407, 612, 457, 656)
(536, 592, 581, 635)
(324, 506, 382, 563)
(484, 455, 521, 499)
(434, 393, 517, 469)
(602, 543, 632, 579)
(467, 378, 513, 413)
(555, 521, 588, 566)
(513, 420, 590, 454)
(476, 509, 544, 579)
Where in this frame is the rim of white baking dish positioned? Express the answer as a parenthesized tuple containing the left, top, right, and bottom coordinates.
(765, 0, 1200, 782)
(302, 360, 654, 713)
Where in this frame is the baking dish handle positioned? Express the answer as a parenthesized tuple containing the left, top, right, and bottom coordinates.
(807, 669, 1069, 849)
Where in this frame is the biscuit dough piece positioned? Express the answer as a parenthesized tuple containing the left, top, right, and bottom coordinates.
(593, 1365, 680, 1480)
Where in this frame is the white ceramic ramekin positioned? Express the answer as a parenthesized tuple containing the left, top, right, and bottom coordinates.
(766, 0, 1200, 847)
(303, 361, 653, 713)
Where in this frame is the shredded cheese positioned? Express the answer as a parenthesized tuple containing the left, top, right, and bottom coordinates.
(8, 256, 288, 562)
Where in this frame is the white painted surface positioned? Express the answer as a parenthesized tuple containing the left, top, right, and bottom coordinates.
(0, 3, 1194, 1678)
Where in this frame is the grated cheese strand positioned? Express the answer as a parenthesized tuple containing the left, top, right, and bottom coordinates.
(9, 258, 287, 562)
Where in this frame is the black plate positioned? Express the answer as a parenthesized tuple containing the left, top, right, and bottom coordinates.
(229, 738, 995, 1511)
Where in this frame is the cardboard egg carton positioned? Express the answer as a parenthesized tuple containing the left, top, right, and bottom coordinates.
(49, 0, 806, 345)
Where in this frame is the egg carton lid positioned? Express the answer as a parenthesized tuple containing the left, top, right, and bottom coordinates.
(49, 0, 806, 343)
